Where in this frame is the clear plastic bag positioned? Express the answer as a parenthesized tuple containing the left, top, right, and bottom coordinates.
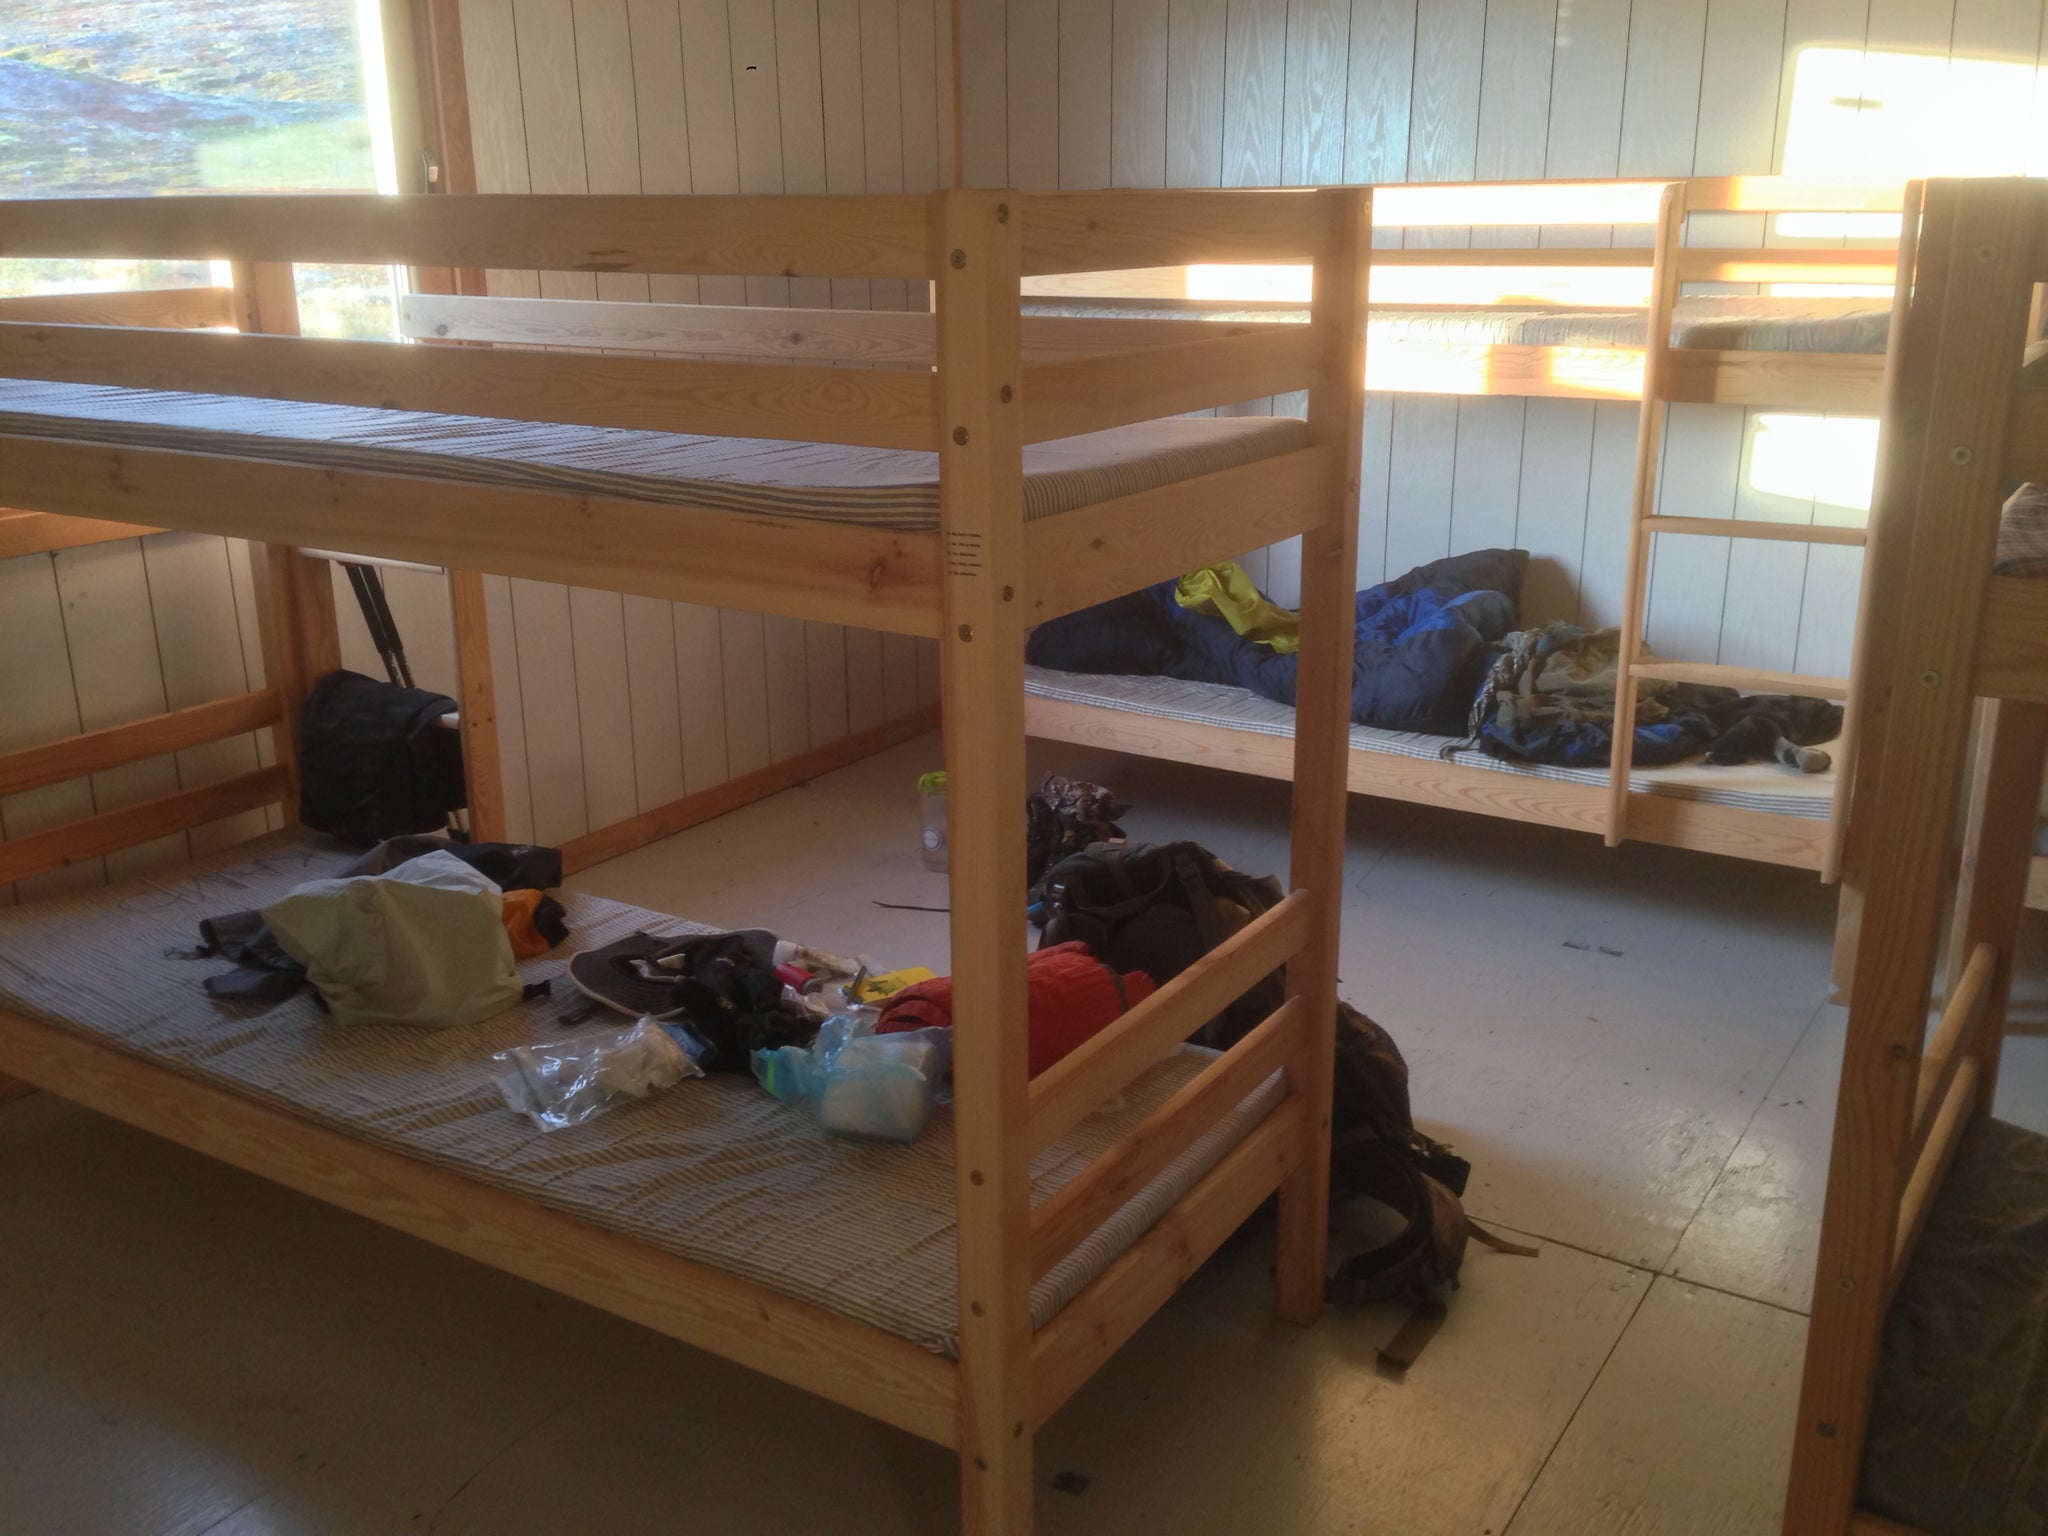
(494, 1017, 703, 1131)
(752, 1009, 951, 1143)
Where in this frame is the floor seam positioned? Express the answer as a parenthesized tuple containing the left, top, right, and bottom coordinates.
(1495, 1269, 1659, 1536)
(1654, 990, 1834, 1289)
(1469, 1220, 1812, 1319)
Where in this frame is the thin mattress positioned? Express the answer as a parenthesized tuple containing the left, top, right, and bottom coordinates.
(0, 378, 1305, 532)
(1025, 296, 1892, 354)
(0, 829, 1282, 1355)
(1023, 666, 1837, 819)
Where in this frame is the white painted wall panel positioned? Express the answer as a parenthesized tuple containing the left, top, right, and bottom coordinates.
(959, 0, 2048, 684)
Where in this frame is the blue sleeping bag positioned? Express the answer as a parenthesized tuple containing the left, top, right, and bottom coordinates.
(1026, 548, 1529, 735)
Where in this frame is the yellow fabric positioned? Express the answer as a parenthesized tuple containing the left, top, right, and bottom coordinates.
(1173, 561, 1301, 653)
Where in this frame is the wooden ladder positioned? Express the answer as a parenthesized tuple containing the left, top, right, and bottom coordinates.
(1604, 182, 1910, 882)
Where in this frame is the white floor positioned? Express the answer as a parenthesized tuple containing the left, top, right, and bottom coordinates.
(4, 731, 2045, 1536)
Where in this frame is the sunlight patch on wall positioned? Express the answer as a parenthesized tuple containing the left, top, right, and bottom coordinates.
(1746, 414, 1880, 513)
(1779, 45, 2042, 237)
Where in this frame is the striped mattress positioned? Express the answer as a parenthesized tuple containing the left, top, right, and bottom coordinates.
(1024, 666, 1839, 819)
(0, 829, 1282, 1355)
(0, 378, 1306, 532)
(1026, 296, 1893, 354)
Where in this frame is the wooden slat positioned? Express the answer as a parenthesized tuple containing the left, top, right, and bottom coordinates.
(0, 509, 163, 558)
(1023, 692, 1834, 871)
(1031, 1099, 1303, 1425)
(0, 435, 944, 638)
(1649, 515, 1866, 547)
(1974, 575, 2048, 702)
(1664, 349, 1887, 413)
(1629, 660, 1850, 699)
(0, 690, 281, 798)
(1020, 325, 1321, 441)
(401, 292, 939, 364)
(0, 285, 235, 329)
(1889, 1056, 1979, 1300)
(1019, 446, 1331, 623)
(0, 765, 289, 886)
(1028, 891, 1314, 1154)
(1368, 340, 1642, 399)
(0, 193, 935, 279)
(1018, 188, 1323, 274)
(1908, 942, 1994, 1173)
(1366, 174, 1904, 222)
(0, 322, 938, 451)
(0, 1001, 958, 1446)
(1030, 995, 1300, 1283)
(400, 290, 1278, 365)
(558, 705, 939, 873)
(1847, 1513, 1930, 1536)
(1686, 175, 1906, 215)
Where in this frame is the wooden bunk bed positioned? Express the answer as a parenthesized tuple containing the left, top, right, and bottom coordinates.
(1018, 175, 1907, 882)
(0, 184, 1371, 1534)
(1783, 174, 2048, 1536)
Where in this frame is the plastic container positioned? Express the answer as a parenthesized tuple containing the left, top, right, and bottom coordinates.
(752, 1009, 952, 1143)
(917, 770, 949, 872)
(493, 1018, 702, 1131)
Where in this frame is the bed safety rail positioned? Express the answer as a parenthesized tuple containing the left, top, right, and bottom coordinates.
(1029, 994, 1302, 1282)
(0, 284, 235, 329)
(1018, 446, 1334, 625)
(1026, 890, 1316, 1154)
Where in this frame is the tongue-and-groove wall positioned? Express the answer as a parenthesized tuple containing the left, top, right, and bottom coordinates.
(957, 0, 2048, 681)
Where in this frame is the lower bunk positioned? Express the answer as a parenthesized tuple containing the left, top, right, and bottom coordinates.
(0, 827, 1291, 1445)
(1024, 665, 1835, 871)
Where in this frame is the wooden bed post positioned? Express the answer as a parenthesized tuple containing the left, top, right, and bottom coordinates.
(1604, 183, 1688, 848)
(1783, 179, 2040, 1536)
(232, 261, 342, 819)
(230, 262, 342, 831)
(932, 188, 1033, 1535)
(1274, 185, 1371, 1326)
(1828, 182, 1927, 1002)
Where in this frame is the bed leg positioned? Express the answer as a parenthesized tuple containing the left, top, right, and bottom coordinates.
(932, 187, 1034, 1536)
(1276, 188, 1371, 1327)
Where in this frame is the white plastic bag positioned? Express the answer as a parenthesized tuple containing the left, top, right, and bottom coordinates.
(494, 1018, 702, 1131)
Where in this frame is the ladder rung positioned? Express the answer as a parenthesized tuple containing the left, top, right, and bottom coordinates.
(1630, 660, 1851, 699)
(1645, 515, 1867, 547)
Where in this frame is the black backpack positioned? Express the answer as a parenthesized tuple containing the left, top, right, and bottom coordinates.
(1037, 840, 1285, 1048)
(298, 669, 467, 847)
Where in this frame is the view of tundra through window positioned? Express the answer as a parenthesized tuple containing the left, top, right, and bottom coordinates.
(0, 0, 400, 338)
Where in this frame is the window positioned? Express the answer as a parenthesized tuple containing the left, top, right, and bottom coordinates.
(0, 0, 405, 337)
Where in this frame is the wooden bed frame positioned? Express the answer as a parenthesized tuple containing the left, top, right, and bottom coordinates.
(1019, 174, 1909, 896)
(0, 184, 1369, 1534)
(1783, 174, 2048, 1536)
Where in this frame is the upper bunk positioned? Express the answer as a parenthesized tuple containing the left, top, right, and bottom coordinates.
(0, 188, 1361, 640)
(1018, 174, 1906, 413)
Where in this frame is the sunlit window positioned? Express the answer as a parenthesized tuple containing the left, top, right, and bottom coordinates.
(1744, 415, 1880, 514)
(0, 0, 403, 338)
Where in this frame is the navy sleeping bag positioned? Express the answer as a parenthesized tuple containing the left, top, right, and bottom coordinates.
(1026, 548, 1529, 735)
